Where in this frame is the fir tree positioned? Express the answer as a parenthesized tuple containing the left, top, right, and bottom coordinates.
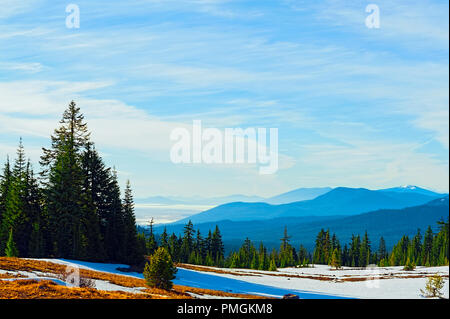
(104, 169, 126, 262)
(211, 225, 224, 266)
(122, 180, 141, 265)
(160, 227, 169, 250)
(330, 248, 341, 269)
(143, 247, 177, 290)
(421, 226, 433, 266)
(40, 102, 90, 259)
(378, 236, 387, 264)
(269, 257, 277, 271)
(359, 231, 371, 267)
(146, 217, 157, 255)
(80, 143, 106, 261)
(181, 220, 194, 263)
(5, 228, 19, 257)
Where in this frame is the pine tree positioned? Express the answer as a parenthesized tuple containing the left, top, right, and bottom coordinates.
(258, 242, 269, 270)
(298, 245, 309, 267)
(0, 141, 44, 257)
(23, 162, 44, 256)
(80, 143, 106, 261)
(146, 217, 157, 255)
(341, 244, 349, 266)
(211, 225, 224, 266)
(160, 227, 169, 250)
(349, 234, 361, 267)
(280, 226, 291, 251)
(0, 158, 14, 255)
(5, 228, 19, 257)
(143, 247, 177, 290)
(103, 169, 126, 262)
(194, 230, 204, 265)
(421, 274, 445, 298)
(40, 101, 90, 259)
(181, 220, 194, 263)
(137, 232, 147, 258)
(359, 231, 370, 267)
(168, 233, 180, 262)
(421, 226, 433, 266)
(0, 156, 12, 223)
(378, 236, 387, 264)
(28, 222, 44, 257)
(239, 238, 254, 268)
(122, 180, 141, 265)
(313, 229, 332, 264)
(330, 248, 341, 269)
(229, 252, 240, 268)
(269, 257, 277, 271)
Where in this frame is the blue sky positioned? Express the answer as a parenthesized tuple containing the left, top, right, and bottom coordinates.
(0, 0, 448, 198)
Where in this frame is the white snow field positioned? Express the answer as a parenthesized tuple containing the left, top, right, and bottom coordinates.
(185, 264, 449, 299)
(2, 259, 445, 299)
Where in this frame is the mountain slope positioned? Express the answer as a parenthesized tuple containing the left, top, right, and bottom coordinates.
(266, 187, 332, 204)
(136, 194, 266, 205)
(137, 188, 332, 206)
(378, 185, 445, 197)
(157, 196, 449, 252)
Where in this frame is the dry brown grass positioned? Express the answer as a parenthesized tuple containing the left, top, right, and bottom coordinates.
(0, 272, 24, 279)
(0, 279, 152, 299)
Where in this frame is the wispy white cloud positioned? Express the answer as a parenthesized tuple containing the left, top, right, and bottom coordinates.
(0, 0, 447, 196)
(0, 62, 44, 73)
(284, 0, 449, 47)
(298, 140, 449, 192)
(0, 0, 41, 19)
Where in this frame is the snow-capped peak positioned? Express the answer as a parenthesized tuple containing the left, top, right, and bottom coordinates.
(400, 185, 417, 190)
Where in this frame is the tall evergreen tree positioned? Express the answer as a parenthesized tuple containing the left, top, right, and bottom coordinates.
(104, 169, 126, 262)
(181, 220, 195, 262)
(359, 231, 371, 267)
(5, 228, 19, 257)
(421, 226, 433, 266)
(146, 217, 157, 255)
(80, 143, 106, 261)
(40, 101, 90, 259)
(160, 227, 169, 250)
(211, 225, 224, 266)
(378, 236, 387, 263)
(122, 180, 141, 265)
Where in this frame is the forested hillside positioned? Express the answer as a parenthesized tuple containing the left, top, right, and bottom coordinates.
(0, 101, 143, 265)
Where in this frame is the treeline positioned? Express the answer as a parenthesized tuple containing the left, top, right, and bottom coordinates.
(226, 227, 307, 270)
(0, 102, 143, 265)
(149, 223, 307, 270)
(161, 221, 449, 271)
(144, 220, 225, 267)
(313, 221, 449, 268)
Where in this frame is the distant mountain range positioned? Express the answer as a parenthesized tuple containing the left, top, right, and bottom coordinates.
(265, 187, 332, 204)
(136, 194, 265, 205)
(136, 187, 332, 206)
(155, 195, 449, 252)
(173, 186, 446, 224)
(379, 185, 444, 197)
